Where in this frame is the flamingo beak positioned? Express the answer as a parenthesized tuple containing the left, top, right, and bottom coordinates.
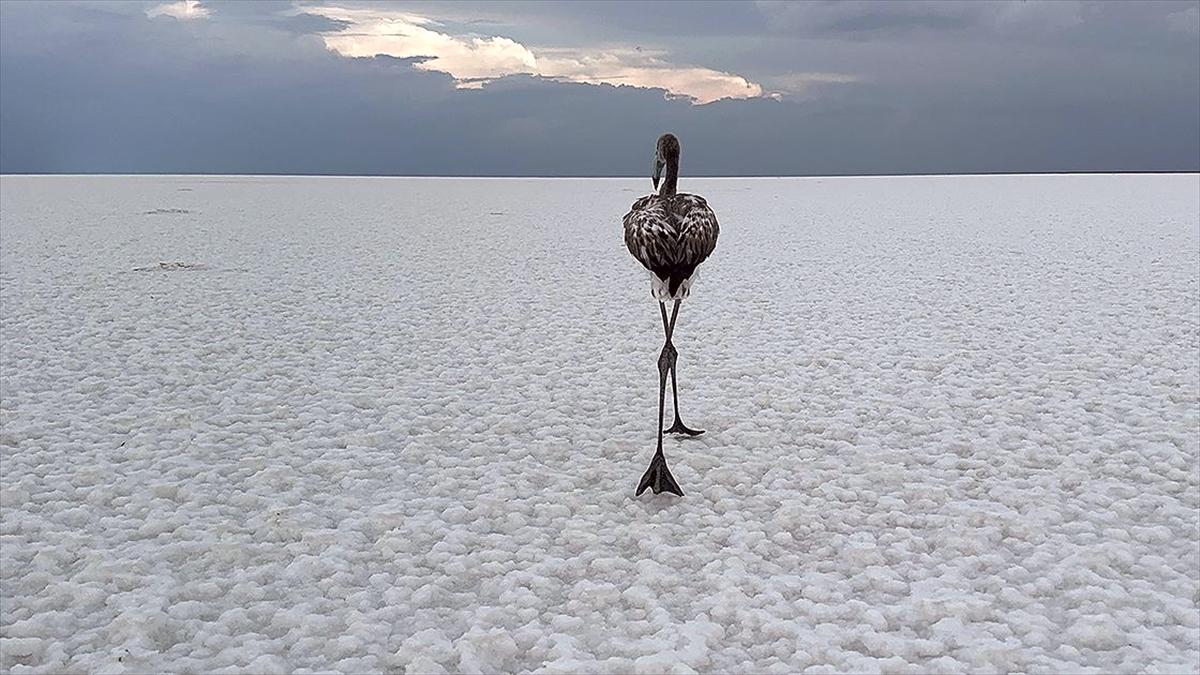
(652, 156, 663, 190)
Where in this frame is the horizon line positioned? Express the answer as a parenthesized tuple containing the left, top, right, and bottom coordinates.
(2, 170, 1198, 180)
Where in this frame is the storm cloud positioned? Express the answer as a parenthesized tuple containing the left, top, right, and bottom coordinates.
(1, 0, 1196, 175)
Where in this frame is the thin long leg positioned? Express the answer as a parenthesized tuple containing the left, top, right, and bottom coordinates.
(662, 299, 704, 436)
(636, 305, 684, 496)
(656, 351, 668, 453)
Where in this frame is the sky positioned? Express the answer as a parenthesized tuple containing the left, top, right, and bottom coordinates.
(0, 0, 1197, 176)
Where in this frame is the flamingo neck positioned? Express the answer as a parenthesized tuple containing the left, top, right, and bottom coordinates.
(659, 155, 679, 197)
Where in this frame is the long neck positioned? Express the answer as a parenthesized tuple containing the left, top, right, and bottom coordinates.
(659, 155, 679, 197)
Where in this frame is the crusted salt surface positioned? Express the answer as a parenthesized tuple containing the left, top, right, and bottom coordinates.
(0, 174, 1197, 673)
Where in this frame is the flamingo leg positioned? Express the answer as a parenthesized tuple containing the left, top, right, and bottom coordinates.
(636, 302, 684, 496)
(660, 299, 704, 436)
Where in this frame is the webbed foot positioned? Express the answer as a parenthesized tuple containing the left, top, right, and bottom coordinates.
(636, 452, 684, 496)
(664, 418, 704, 436)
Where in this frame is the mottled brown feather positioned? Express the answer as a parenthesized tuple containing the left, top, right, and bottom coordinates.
(623, 192, 719, 298)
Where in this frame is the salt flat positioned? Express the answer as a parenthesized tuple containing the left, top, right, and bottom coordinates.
(1, 174, 1197, 674)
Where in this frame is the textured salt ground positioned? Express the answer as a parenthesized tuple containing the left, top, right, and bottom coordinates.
(0, 175, 1197, 674)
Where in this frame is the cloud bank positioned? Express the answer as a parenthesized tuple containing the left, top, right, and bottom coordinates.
(0, 0, 1196, 175)
(305, 6, 764, 104)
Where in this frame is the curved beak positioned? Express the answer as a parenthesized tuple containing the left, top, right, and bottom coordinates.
(652, 156, 663, 190)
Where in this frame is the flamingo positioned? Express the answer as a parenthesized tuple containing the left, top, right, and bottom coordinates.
(622, 133, 720, 496)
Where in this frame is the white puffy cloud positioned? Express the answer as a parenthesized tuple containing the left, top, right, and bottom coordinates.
(305, 6, 763, 104)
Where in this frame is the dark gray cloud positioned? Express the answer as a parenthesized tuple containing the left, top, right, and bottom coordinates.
(756, 1, 1085, 36)
(1, 0, 1196, 175)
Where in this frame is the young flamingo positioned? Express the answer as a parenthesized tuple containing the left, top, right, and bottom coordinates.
(622, 133, 720, 496)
